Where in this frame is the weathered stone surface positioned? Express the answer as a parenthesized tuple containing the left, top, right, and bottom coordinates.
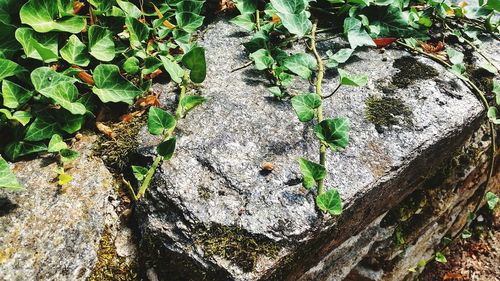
(134, 19, 488, 281)
(0, 136, 117, 281)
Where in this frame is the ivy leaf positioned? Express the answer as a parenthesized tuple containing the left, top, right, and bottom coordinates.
(157, 137, 177, 160)
(25, 117, 62, 141)
(461, 230, 472, 239)
(181, 96, 207, 115)
(446, 48, 464, 65)
(435, 252, 447, 264)
(58, 172, 73, 186)
(123, 57, 140, 75)
(234, 0, 258, 14)
(60, 148, 79, 163)
(88, 25, 115, 62)
(19, 0, 85, 33)
(176, 11, 205, 33)
(182, 47, 207, 83)
(0, 109, 31, 126)
(486, 192, 499, 210)
(4, 141, 47, 161)
(116, 0, 142, 18)
(250, 49, 274, 71)
(0, 22, 20, 59)
(0, 156, 24, 191)
(344, 17, 376, 49)
(92, 64, 142, 104)
(450, 63, 468, 80)
(314, 117, 350, 151)
(316, 189, 343, 215)
(132, 165, 148, 181)
(326, 48, 354, 68)
(43, 82, 86, 115)
(160, 55, 184, 83)
(270, 0, 312, 37)
(60, 35, 90, 67)
(291, 93, 321, 122)
(47, 134, 68, 153)
(283, 53, 317, 79)
(2, 80, 33, 109)
(125, 16, 149, 48)
(338, 68, 368, 86)
(479, 61, 497, 74)
(0, 58, 25, 81)
(31, 66, 77, 93)
(15, 28, 59, 63)
(487, 107, 500, 124)
(298, 157, 327, 189)
(147, 106, 176, 135)
(142, 56, 163, 75)
(493, 80, 500, 105)
(230, 14, 256, 31)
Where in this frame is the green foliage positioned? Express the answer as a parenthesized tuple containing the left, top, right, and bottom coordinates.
(0, 156, 23, 191)
(316, 189, 343, 215)
(157, 137, 177, 160)
(314, 118, 350, 152)
(298, 158, 327, 189)
(291, 94, 321, 122)
(0, 0, 208, 191)
(486, 192, 499, 210)
(435, 252, 447, 264)
(148, 107, 177, 136)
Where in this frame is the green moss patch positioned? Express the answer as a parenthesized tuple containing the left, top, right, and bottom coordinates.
(194, 224, 280, 272)
(365, 96, 413, 127)
(93, 116, 146, 172)
(392, 57, 439, 88)
(88, 227, 138, 281)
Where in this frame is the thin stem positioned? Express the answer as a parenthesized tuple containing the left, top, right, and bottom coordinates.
(122, 177, 138, 201)
(444, 23, 500, 73)
(136, 70, 189, 199)
(310, 19, 327, 195)
(230, 61, 253, 72)
(321, 83, 341, 99)
(255, 10, 261, 31)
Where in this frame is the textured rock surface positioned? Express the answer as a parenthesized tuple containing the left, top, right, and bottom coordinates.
(0, 136, 117, 281)
(134, 19, 488, 281)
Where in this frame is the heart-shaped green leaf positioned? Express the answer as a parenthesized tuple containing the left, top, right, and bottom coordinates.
(316, 189, 343, 215)
(250, 49, 274, 71)
(182, 47, 206, 83)
(181, 96, 207, 115)
(4, 141, 47, 161)
(132, 165, 148, 181)
(0, 156, 24, 191)
(123, 57, 140, 75)
(283, 53, 317, 80)
(326, 48, 354, 68)
(0, 58, 25, 81)
(486, 192, 499, 210)
(125, 16, 149, 48)
(48, 134, 68, 153)
(0, 22, 21, 59)
(344, 17, 376, 49)
(291, 93, 321, 122)
(20, 0, 85, 33)
(230, 14, 256, 31)
(160, 55, 184, 83)
(2, 80, 33, 109)
(446, 48, 464, 65)
(314, 117, 350, 151)
(116, 0, 142, 18)
(157, 137, 177, 160)
(31, 67, 77, 96)
(148, 106, 176, 135)
(44, 82, 86, 115)
(0, 109, 31, 126)
(25, 117, 62, 141)
(176, 11, 204, 33)
(60, 35, 90, 67)
(92, 64, 142, 104)
(270, 0, 312, 37)
(338, 68, 368, 87)
(15, 28, 59, 63)
(298, 157, 327, 189)
(88, 25, 115, 62)
(60, 148, 79, 163)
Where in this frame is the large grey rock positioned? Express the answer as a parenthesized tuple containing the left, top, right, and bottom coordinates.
(0, 136, 116, 281)
(134, 19, 487, 280)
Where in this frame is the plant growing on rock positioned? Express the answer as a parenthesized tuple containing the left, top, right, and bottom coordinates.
(0, 0, 208, 191)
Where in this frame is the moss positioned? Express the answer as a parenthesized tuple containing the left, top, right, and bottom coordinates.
(194, 224, 280, 272)
(392, 57, 439, 88)
(88, 227, 139, 281)
(92, 116, 147, 172)
(197, 186, 212, 200)
(365, 96, 413, 127)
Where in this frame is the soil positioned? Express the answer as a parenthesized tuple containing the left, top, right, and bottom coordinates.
(419, 207, 500, 281)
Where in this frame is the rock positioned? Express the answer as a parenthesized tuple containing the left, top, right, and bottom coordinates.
(0, 135, 116, 281)
(134, 19, 488, 281)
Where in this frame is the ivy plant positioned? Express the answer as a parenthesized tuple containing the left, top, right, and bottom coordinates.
(0, 0, 207, 193)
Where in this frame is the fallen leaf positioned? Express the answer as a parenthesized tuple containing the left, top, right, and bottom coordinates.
(144, 69, 162, 81)
(72, 66, 95, 85)
(443, 272, 463, 280)
(271, 14, 281, 23)
(419, 41, 444, 53)
(120, 110, 145, 122)
(73, 1, 85, 15)
(218, 0, 237, 13)
(96, 122, 116, 138)
(152, 3, 176, 29)
(373, 37, 398, 47)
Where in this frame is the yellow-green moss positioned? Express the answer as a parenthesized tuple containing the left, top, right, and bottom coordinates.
(365, 96, 413, 127)
(87, 227, 139, 281)
(194, 224, 280, 272)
